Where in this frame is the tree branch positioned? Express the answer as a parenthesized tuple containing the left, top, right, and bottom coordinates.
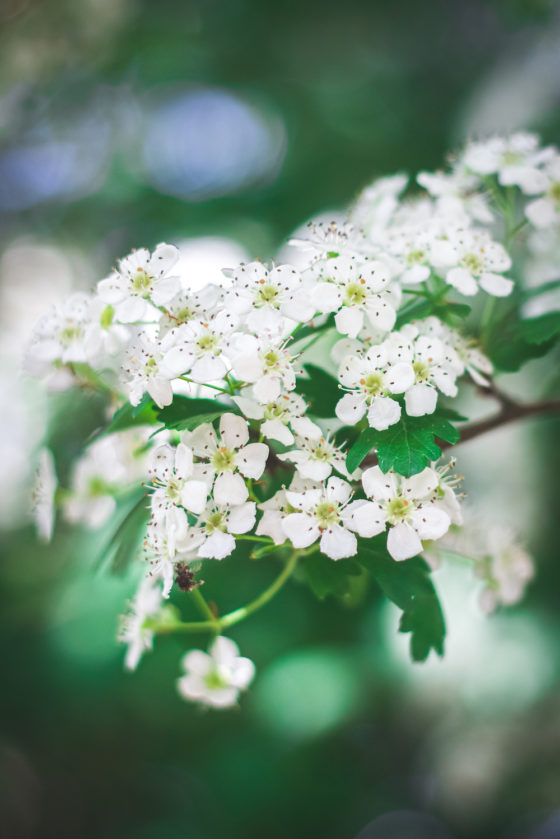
(452, 398, 560, 447)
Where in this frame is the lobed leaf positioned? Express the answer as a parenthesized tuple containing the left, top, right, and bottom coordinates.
(156, 396, 235, 431)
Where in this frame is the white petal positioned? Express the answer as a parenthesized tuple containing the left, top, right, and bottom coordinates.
(190, 356, 227, 383)
(252, 375, 281, 403)
(401, 467, 438, 499)
(181, 650, 212, 675)
(229, 657, 256, 689)
(198, 531, 236, 560)
(151, 275, 181, 305)
(446, 267, 478, 296)
(294, 459, 332, 481)
(386, 362, 415, 394)
(261, 418, 294, 445)
(180, 480, 208, 514)
(367, 396, 401, 431)
(162, 346, 195, 377)
(311, 282, 342, 313)
(183, 423, 218, 457)
(213, 473, 248, 506)
(219, 412, 249, 448)
(232, 396, 264, 420)
(387, 522, 423, 561)
(325, 476, 352, 504)
(479, 272, 514, 297)
(115, 296, 148, 323)
(335, 306, 364, 339)
(175, 443, 194, 479)
(227, 501, 256, 534)
(365, 297, 397, 333)
(232, 354, 262, 382)
(147, 378, 173, 409)
(362, 465, 397, 501)
(404, 383, 437, 417)
(235, 442, 269, 479)
(409, 506, 451, 540)
(343, 499, 386, 537)
(320, 525, 357, 560)
(335, 393, 367, 426)
(281, 513, 320, 548)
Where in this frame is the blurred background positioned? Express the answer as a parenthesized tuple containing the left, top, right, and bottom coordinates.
(2, 1, 560, 837)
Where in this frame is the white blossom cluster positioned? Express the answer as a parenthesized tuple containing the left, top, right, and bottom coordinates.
(27, 132, 551, 708)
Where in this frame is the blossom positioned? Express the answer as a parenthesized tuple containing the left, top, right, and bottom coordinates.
(309, 256, 400, 337)
(415, 316, 493, 387)
(461, 133, 552, 194)
(97, 243, 181, 323)
(278, 431, 355, 481)
(177, 636, 255, 708)
(230, 335, 297, 402)
(158, 284, 223, 336)
(336, 343, 415, 430)
(361, 465, 452, 561)
(441, 229, 513, 297)
(182, 502, 257, 560)
(122, 334, 176, 408)
(228, 261, 315, 335)
(32, 448, 57, 542)
(24, 292, 94, 383)
(281, 476, 376, 559)
(182, 413, 268, 506)
(525, 153, 560, 228)
(118, 571, 167, 671)
(233, 391, 321, 445)
(289, 220, 360, 260)
(474, 527, 534, 613)
(148, 441, 209, 525)
(162, 311, 238, 383)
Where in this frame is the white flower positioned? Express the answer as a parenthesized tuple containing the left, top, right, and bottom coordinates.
(148, 442, 209, 523)
(525, 153, 560, 228)
(32, 448, 57, 542)
(64, 430, 151, 529)
(386, 221, 458, 286)
(384, 326, 460, 417)
(24, 293, 94, 382)
(229, 261, 315, 335)
(182, 502, 257, 560)
(158, 283, 223, 336)
(462, 133, 552, 194)
(182, 413, 268, 506)
(282, 476, 377, 559)
(118, 571, 166, 671)
(230, 335, 297, 402)
(233, 391, 321, 445)
(278, 430, 356, 481)
(416, 169, 494, 224)
(416, 316, 493, 387)
(351, 173, 408, 239)
(361, 465, 452, 561)
(474, 527, 534, 613)
(336, 344, 414, 430)
(97, 243, 181, 323)
(289, 220, 359, 260)
(122, 334, 176, 408)
(309, 256, 400, 337)
(162, 311, 238, 383)
(177, 636, 255, 708)
(442, 229, 513, 297)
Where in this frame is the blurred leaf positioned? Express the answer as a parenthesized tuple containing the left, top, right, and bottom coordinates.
(346, 413, 459, 477)
(295, 364, 341, 417)
(357, 540, 445, 661)
(97, 493, 150, 576)
(522, 278, 560, 300)
(487, 309, 557, 371)
(521, 312, 560, 345)
(298, 553, 362, 600)
(107, 394, 158, 433)
(156, 396, 235, 431)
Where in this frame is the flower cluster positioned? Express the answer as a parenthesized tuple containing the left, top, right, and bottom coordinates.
(27, 131, 553, 708)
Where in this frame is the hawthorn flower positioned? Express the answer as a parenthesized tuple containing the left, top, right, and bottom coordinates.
(416, 316, 493, 387)
(461, 133, 552, 194)
(118, 571, 167, 671)
(182, 502, 257, 560)
(233, 391, 321, 445)
(309, 256, 399, 337)
(281, 476, 375, 559)
(361, 465, 452, 561)
(25, 292, 94, 381)
(144, 514, 190, 591)
(386, 222, 458, 286)
(230, 335, 297, 402)
(525, 153, 560, 228)
(97, 243, 181, 323)
(441, 229, 513, 297)
(32, 448, 57, 542)
(177, 636, 255, 708)
(229, 261, 315, 335)
(182, 413, 268, 506)
(416, 169, 494, 224)
(474, 527, 534, 614)
(162, 311, 238, 383)
(278, 431, 356, 481)
(148, 442, 209, 521)
(351, 173, 408, 239)
(122, 334, 176, 408)
(158, 284, 223, 336)
(289, 220, 359, 260)
(336, 344, 415, 430)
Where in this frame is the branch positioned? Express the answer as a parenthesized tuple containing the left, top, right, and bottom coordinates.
(452, 398, 560, 447)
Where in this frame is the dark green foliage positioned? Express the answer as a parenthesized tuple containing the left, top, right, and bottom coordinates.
(107, 394, 158, 433)
(295, 364, 341, 417)
(97, 493, 151, 575)
(298, 553, 363, 600)
(156, 395, 236, 431)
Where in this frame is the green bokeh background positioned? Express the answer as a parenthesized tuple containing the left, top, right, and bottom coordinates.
(2, 1, 560, 837)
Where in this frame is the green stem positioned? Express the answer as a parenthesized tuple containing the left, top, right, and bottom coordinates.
(151, 549, 306, 635)
(190, 587, 218, 622)
(178, 376, 230, 395)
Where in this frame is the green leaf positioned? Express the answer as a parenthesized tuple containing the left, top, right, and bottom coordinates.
(396, 299, 433, 327)
(486, 310, 558, 371)
(107, 394, 158, 433)
(346, 428, 377, 474)
(155, 396, 235, 431)
(295, 363, 341, 417)
(521, 312, 560, 345)
(97, 493, 150, 575)
(298, 553, 363, 600)
(357, 542, 445, 661)
(522, 278, 560, 300)
(345, 414, 460, 476)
